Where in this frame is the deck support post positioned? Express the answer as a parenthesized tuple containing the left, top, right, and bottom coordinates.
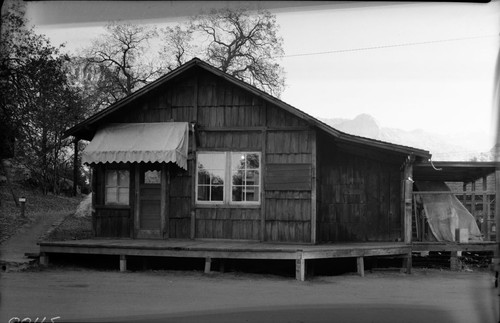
(39, 253, 49, 267)
(204, 257, 211, 274)
(356, 257, 365, 277)
(295, 251, 305, 281)
(402, 252, 412, 274)
(119, 255, 127, 272)
(450, 251, 462, 271)
(73, 139, 79, 196)
(219, 259, 225, 273)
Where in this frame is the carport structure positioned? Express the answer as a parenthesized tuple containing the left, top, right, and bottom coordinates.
(412, 161, 497, 268)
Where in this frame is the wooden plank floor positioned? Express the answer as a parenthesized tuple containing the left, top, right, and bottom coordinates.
(411, 242, 496, 252)
(39, 239, 411, 260)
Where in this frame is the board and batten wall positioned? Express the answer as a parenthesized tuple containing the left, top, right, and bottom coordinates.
(95, 68, 315, 242)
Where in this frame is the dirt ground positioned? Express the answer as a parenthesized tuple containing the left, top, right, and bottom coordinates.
(0, 267, 497, 323)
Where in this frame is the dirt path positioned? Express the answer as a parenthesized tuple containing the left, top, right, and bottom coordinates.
(0, 268, 497, 323)
(0, 211, 68, 266)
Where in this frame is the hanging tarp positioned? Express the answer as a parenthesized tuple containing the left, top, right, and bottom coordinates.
(82, 122, 189, 169)
(415, 181, 482, 242)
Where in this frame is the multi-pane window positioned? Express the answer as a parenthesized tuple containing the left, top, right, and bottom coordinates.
(197, 153, 225, 202)
(197, 152, 261, 205)
(105, 170, 130, 205)
(231, 152, 260, 203)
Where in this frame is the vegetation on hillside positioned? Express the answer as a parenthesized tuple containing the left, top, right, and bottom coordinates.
(0, 183, 82, 243)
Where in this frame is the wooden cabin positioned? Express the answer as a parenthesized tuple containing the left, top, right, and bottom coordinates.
(66, 58, 431, 245)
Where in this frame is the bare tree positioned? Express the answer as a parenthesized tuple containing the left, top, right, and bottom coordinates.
(84, 22, 163, 99)
(78, 8, 286, 112)
(159, 25, 195, 71)
(190, 8, 285, 97)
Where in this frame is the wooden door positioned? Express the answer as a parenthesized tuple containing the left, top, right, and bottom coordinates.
(135, 164, 167, 239)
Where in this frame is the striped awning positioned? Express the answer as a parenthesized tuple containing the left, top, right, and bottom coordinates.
(82, 122, 189, 169)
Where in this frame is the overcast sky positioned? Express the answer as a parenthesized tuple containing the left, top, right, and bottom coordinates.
(24, 1, 500, 151)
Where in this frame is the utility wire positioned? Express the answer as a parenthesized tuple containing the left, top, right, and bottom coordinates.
(278, 34, 499, 58)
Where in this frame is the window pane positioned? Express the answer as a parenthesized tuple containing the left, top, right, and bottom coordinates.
(197, 153, 226, 203)
(118, 188, 129, 204)
(198, 153, 225, 171)
(198, 186, 210, 201)
(232, 186, 243, 201)
(232, 170, 244, 185)
(198, 171, 210, 185)
(246, 153, 260, 169)
(144, 170, 160, 184)
(231, 153, 246, 171)
(245, 186, 260, 202)
(246, 170, 259, 185)
(211, 170, 225, 185)
(118, 170, 130, 187)
(105, 187, 117, 203)
(106, 170, 117, 186)
(211, 186, 224, 201)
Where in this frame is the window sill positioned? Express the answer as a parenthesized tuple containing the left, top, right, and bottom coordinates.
(95, 205, 131, 209)
(195, 204, 261, 209)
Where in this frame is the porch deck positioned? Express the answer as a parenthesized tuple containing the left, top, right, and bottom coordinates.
(38, 239, 412, 281)
(411, 241, 496, 252)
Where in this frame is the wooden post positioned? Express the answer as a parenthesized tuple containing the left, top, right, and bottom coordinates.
(463, 183, 467, 210)
(482, 176, 488, 239)
(356, 257, 365, 277)
(403, 155, 414, 244)
(134, 164, 141, 238)
(310, 129, 317, 244)
(260, 129, 267, 242)
(73, 139, 79, 196)
(190, 75, 199, 240)
(119, 255, 127, 272)
(450, 251, 461, 271)
(39, 253, 49, 267)
(471, 181, 476, 219)
(91, 166, 97, 237)
(295, 251, 305, 281)
(204, 257, 211, 274)
(403, 252, 412, 274)
(161, 164, 168, 239)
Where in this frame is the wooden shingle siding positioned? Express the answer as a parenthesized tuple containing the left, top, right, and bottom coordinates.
(316, 133, 402, 242)
(168, 163, 192, 239)
(195, 208, 260, 240)
(266, 164, 312, 191)
(94, 207, 130, 237)
(264, 129, 314, 243)
(198, 131, 262, 150)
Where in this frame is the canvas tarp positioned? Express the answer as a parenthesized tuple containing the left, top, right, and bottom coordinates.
(82, 122, 189, 169)
(415, 181, 482, 242)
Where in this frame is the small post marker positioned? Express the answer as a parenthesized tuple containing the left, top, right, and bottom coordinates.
(19, 197, 26, 218)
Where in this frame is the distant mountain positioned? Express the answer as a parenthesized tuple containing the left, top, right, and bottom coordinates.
(321, 114, 493, 161)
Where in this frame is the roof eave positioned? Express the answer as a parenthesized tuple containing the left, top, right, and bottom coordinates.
(65, 58, 432, 159)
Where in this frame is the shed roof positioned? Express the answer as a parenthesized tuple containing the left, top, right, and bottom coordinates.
(66, 58, 431, 160)
(414, 161, 498, 182)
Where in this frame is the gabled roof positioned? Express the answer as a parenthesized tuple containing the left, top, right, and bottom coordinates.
(66, 58, 431, 159)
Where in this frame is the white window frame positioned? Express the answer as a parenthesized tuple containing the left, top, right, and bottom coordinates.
(196, 151, 261, 206)
(195, 152, 226, 205)
(104, 169, 130, 206)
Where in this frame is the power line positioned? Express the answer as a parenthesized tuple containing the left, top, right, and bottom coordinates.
(279, 34, 499, 58)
